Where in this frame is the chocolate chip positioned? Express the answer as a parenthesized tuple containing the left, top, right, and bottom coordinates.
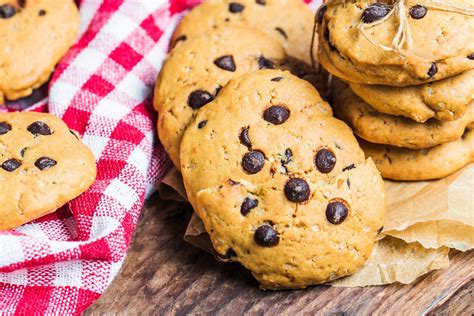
(326, 200, 349, 225)
(2, 159, 21, 172)
(38, 9, 46, 16)
(229, 2, 244, 13)
(0, 122, 12, 135)
(315, 148, 336, 173)
(197, 120, 207, 129)
(0, 4, 16, 19)
(317, 5, 327, 24)
(377, 226, 384, 234)
(263, 105, 290, 125)
(468, 53, 474, 60)
(342, 164, 356, 172)
(362, 3, 392, 23)
(239, 127, 252, 148)
(275, 27, 287, 39)
(255, 0, 265, 5)
(271, 77, 283, 82)
(214, 55, 236, 72)
(410, 5, 427, 19)
(284, 178, 310, 203)
(258, 56, 275, 69)
(254, 225, 279, 247)
(17, 0, 26, 8)
(35, 157, 57, 170)
(241, 197, 258, 216)
(20, 147, 27, 157)
(242, 151, 265, 174)
(187, 90, 213, 109)
(282, 148, 292, 165)
(27, 121, 52, 136)
(428, 63, 438, 78)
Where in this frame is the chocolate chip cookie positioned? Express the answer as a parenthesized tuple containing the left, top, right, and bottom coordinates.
(0, 112, 96, 230)
(332, 81, 474, 149)
(0, 0, 79, 103)
(350, 70, 474, 122)
(318, 1, 474, 86)
(155, 27, 286, 168)
(360, 128, 474, 181)
(171, 0, 315, 64)
(180, 70, 385, 289)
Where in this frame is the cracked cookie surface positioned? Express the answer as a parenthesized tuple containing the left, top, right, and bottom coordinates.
(0, 0, 79, 103)
(180, 70, 385, 289)
(332, 81, 474, 149)
(0, 112, 96, 230)
(155, 27, 286, 168)
(171, 0, 315, 64)
(317, 0, 474, 86)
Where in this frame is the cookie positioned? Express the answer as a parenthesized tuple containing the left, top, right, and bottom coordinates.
(360, 128, 474, 181)
(0, 112, 96, 230)
(181, 70, 385, 289)
(155, 27, 286, 168)
(332, 82, 474, 149)
(318, 1, 474, 86)
(350, 69, 474, 122)
(0, 0, 80, 103)
(171, 0, 315, 64)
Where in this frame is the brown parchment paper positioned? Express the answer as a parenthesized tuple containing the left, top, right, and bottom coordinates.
(157, 163, 474, 286)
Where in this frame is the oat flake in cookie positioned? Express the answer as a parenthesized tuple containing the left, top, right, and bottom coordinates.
(318, 0, 474, 86)
(0, 112, 96, 231)
(170, 0, 315, 64)
(154, 27, 286, 168)
(180, 70, 385, 289)
(0, 0, 79, 103)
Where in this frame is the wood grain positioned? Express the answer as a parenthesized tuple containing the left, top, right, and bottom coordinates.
(85, 195, 474, 315)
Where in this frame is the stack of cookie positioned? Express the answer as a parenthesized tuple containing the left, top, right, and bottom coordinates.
(154, 0, 387, 289)
(317, 0, 474, 181)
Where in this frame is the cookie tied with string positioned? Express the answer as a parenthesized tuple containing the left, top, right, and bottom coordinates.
(316, 0, 474, 86)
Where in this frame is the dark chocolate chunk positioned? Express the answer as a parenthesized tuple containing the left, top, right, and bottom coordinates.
(239, 127, 252, 148)
(315, 148, 336, 173)
(17, 0, 26, 8)
(35, 157, 57, 170)
(229, 2, 245, 13)
(27, 121, 52, 136)
(187, 90, 213, 109)
(197, 120, 207, 129)
(317, 5, 327, 24)
(20, 147, 27, 157)
(0, 4, 16, 19)
(409, 5, 427, 19)
(241, 197, 259, 216)
(427, 63, 438, 78)
(263, 105, 290, 125)
(242, 151, 265, 174)
(275, 27, 288, 39)
(377, 226, 384, 234)
(258, 56, 275, 69)
(468, 53, 474, 60)
(284, 178, 310, 203)
(282, 148, 292, 165)
(271, 76, 283, 82)
(254, 225, 279, 247)
(342, 164, 356, 172)
(38, 9, 46, 16)
(214, 55, 236, 72)
(255, 0, 265, 5)
(362, 3, 392, 23)
(326, 200, 349, 225)
(0, 122, 12, 135)
(2, 159, 21, 172)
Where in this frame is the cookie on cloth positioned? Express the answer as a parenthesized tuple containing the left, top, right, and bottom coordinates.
(180, 70, 385, 289)
(350, 69, 474, 123)
(318, 1, 474, 86)
(0, 0, 79, 103)
(0, 112, 96, 231)
(154, 27, 286, 168)
(171, 0, 315, 64)
(360, 128, 474, 181)
(332, 82, 474, 149)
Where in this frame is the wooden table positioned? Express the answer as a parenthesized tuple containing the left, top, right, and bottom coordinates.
(85, 195, 473, 315)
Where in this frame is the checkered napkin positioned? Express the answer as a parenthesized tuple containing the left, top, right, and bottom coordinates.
(0, 0, 320, 314)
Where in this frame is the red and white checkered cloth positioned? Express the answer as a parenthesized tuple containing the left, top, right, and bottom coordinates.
(0, 0, 320, 314)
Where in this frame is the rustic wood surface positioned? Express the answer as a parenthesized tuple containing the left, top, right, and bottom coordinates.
(85, 195, 473, 315)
